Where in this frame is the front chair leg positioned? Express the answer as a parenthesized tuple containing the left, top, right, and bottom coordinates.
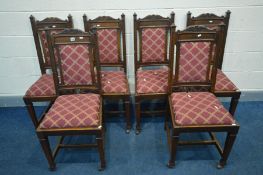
(217, 132, 238, 169)
(38, 136, 56, 171)
(125, 97, 131, 134)
(97, 131, 106, 171)
(24, 99, 38, 128)
(229, 94, 240, 116)
(167, 130, 179, 168)
(135, 98, 141, 135)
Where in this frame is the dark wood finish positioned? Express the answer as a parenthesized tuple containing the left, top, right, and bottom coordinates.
(83, 14, 131, 133)
(35, 29, 105, 171)
(133, 12, 175, 134)
(166, 26, 239, 168)
(186, 11, 240, 117)
(24, 15, 73, 129)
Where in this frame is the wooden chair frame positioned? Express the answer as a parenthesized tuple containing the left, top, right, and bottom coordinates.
(166, 26, 239, 169)
(83, 14, 131, 133)
(23, 15, 73, 129)
(36, 29, 105, 171)
(187, 11, 240, 117)
(133, 12, 175, 134)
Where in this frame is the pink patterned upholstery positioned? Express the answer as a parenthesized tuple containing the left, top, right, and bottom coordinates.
(40, 94, 100, 129)
(97, 29, 119, 63)
(101, 71, 129, 93)
(25, 74, 55, 97)
(58, 44, 93, 85)
(136, 67, 168, 94)
(141, 28, 166, 63)
(40, 30, 62, 66)
(178, 42, 211, 82)
(215, 69, 238, 91)
(171, 92, 235, 125)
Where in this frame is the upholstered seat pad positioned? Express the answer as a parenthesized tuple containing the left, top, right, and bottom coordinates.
(25, 74, 55, 97)
(40, 94, 100, 129)
(101, 71, 129, 94)
(215, 69, 238, 91)
(171, 92, 235, 126)
(136, 67, 168, 94)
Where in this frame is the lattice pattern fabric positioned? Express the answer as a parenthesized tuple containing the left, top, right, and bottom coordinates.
(101, 71, 129, 93)
(40, 94, 100, 129)
(141, 28, 166, 63)
(97, 29, 119, 63)
(40, 30, 62, 66)
(25, 74, 55, 97)
(215, 69, 238, 91)
(136, 67, 169, 94)
(58, 44, 93, 85)
(171, 92, 235, 125)
(178, 42, 211, 82)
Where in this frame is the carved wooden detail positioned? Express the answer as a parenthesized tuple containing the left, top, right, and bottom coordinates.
(183, 25, 212, 32)
(195, 13, 221, 19)
(39, 17, 66, 23)
(93, 16, 116, 21)
(59, 29, 86, 34)
(141, 14, 166, 20)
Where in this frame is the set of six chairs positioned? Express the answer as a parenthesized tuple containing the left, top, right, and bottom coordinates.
(23, 11, 240, 171)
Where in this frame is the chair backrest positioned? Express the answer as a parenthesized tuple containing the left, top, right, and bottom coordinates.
(48, 29, 101, 95)
(171, 25, 220, 93)
(186, 11, 231, 69)
(83, 14, 127, 73)
(133, 13, 175, 70)
(30, 15, 73, 74)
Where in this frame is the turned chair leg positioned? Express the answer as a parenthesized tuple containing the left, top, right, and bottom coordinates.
(135, 98, 141, 135)
(229, 94, 240, 116)
(24, 99, 38, 128)
(38, 136, 56, 171)
(125, 97, 131, 134)
(167, 130, 179, 168)
(217, 132, 238, 169)
(97, 131, 106, 171)
(164, 100, 170, 130)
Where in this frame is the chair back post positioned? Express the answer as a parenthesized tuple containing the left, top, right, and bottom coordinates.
(91, 28, 102, 94)
(67, 14, 73, 28)
(121, 13, 128, 74)
(30, 15, 45, 74)
(168, 24, 176, 95)
(46, 30, 60, 96)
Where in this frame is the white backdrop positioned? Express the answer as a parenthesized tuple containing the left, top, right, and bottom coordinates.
(0, 0, 263, 96)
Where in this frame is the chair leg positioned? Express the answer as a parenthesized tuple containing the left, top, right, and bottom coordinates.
(217, 132, 238, 169)
(167, 130, 179, 168)
(229, 94, 240, 116)
(24, 99, 38, 128)
(38, 135, 56, 171)
(125, 97, 131, 134)
(164, 100, 169, 130)
(96, 131, 106, 171)
(135, 98, 141, 135)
